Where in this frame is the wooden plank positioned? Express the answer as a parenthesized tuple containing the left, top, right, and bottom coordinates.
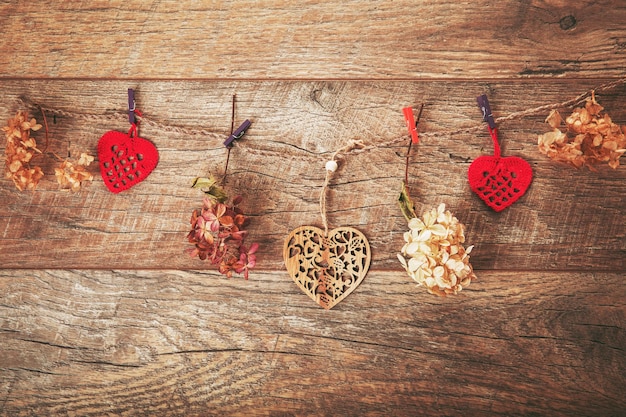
(0, 269, 623, 415)
(1, 79, 625, 271)
(1, 1, 626, 79)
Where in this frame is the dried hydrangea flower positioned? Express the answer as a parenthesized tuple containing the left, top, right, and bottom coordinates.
(538, 93, 626, 169)
(54, 152, 95, 192)
(187, 195, 258, 279)
(3, 111, 44, 190)
(397, 203, 476, 296)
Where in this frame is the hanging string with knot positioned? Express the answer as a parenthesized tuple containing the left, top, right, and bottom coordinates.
(16, 96, 224, 141)
(387, 77, 626, 148)
(319, 139, 366, 236)
(13, 77, 626, 169)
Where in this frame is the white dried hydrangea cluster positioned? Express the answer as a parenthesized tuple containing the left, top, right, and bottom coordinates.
(397, 203, 476, 296)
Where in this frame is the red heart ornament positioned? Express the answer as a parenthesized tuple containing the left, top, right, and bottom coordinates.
(97, 130, 159, 193)
(469, 126, 532, 212)
(468, 155, 532, 212)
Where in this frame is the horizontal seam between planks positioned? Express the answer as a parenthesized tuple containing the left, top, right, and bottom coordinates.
(0, 76, 625, 83)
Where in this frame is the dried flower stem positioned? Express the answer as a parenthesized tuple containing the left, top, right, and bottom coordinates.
(31, 106, 50, 161)
(404, 140, 412, 187)
(398, 104, 424, 221)
(222, 94, 237, 185)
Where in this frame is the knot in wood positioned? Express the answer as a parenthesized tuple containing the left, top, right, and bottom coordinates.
(559, 15, 576, 31)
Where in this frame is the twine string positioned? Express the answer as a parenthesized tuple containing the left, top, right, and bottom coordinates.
(16, 96, 224, 141)
(16, 78, 625, 152)
(17, 78, 624, 148)
(320, 169, 332, 235)
(319, 139, 365, 235)
(390, 77, 626, 147)
(13, 77, 626, 191)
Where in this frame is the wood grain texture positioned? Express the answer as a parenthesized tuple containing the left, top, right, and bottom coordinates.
(0, 269, 623, 416)
(1, 3, 625, 414)
(0, 0, 625, 79)
(1, 79, 625, 271)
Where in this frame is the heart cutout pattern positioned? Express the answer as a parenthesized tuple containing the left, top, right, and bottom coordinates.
(283, 226, 371, 310)
(97, 130, 159, 193)
(468, 156, 532, 212)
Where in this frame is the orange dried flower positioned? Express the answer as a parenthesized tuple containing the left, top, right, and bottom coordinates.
(3, 111, 44, 190)
(54, 152, 95, 192)
(538, 93, 626, 169)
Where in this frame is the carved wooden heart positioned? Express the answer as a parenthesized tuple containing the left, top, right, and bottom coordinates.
(468, 155, 532, 212)
(98, 130, 159, 193)
(283, 226, 371, 310)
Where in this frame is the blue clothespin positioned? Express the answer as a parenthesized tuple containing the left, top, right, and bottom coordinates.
(224, 119, 251, 147)
(476, 94, 496, 129)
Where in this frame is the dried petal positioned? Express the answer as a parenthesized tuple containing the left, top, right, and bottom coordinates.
(545, 109, 563, 128)
(192, 175, 228, 202)
(55, 153, 94, 192)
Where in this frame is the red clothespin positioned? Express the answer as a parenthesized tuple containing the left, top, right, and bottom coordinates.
(403, 104, 424, 144)
(224, 119, 251, 147)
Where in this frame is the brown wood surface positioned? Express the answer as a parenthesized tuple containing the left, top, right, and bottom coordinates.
(0, 1, 625, 79)
(1, 1, 625, 416)
(1, 269, 624, 416)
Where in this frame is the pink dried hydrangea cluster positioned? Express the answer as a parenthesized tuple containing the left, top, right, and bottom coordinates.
(397, 203, 476, 296)
(187, 196, 258, 279)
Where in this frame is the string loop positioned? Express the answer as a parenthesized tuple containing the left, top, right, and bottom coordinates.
(319, 140, 365, 235)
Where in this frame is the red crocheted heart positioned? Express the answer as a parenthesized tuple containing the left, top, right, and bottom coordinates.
(468, 156, 532, 212)
(97, 130, 159, 193)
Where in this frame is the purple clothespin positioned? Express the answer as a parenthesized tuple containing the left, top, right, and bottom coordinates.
(128, 88, 136, 124)
(476, 94, 496, 129)
(224, 119, 251, 147)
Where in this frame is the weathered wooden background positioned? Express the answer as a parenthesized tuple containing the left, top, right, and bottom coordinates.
(1, 1, 625, 416)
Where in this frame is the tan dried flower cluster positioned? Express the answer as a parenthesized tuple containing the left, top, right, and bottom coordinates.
(538, 93, 626, 169)
(3, 111, 44, 190)
(397, 203, 476, 296)
(55, 153, 95, 192)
